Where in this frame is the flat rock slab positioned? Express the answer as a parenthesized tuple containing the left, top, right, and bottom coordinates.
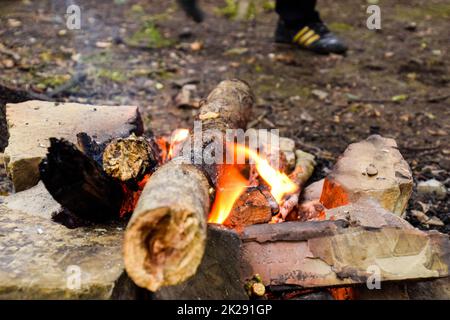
(158, 222, 449, 299)
(0, 204, 127, 299)
(4, 100, 143, 191)
(0, 181, 61, 218)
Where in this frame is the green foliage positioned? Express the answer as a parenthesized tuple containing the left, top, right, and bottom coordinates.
(129, 20, 174, 49)
(96, 69, 128, 83)
(215, 0, 239, 19)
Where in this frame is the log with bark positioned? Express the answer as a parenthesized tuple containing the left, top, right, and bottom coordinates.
(40, 133, 161, 222)
(123, 79, 254, 292)
(39, 138, 124, 222)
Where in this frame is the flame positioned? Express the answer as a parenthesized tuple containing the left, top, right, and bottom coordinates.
(208, 164, 248, 224)
(234, 144, 298, 203)
(119, 174, 151, 218)
(208, 143, 299, 225)
(168, 129, 189, 159)
(155, 129, 189, 163)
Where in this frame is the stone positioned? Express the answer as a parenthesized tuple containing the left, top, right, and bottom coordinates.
(156, 222, 450, 298)
(320, 135, 413, 216)
(0, 204, 137, 299)
(324, 198, 414, 230)
(4, 100, 143, 191)
(241, 223, 449, 289)
(411, 210, 445, 227)
(0, 181, 61, 218)
(174, 84, 200, 109)
(302, 179, 324, 201)
(417, 179, 447, 200)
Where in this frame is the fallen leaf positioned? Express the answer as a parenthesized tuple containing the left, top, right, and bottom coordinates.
(190, 41, 203, 51)
(391, 94, 408, 102)
(312, 89, 328, 100)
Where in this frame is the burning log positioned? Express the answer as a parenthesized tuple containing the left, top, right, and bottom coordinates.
(102, 133, 161, 183)
(276, 150, 316, 222)
(223, 187, 276, 230)
(39, 138, 124, 222)
(124, 79, 255, 292)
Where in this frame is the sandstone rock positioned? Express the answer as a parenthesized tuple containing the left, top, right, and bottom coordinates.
(158, 222, 450, 299)
(320, 135, 413, 216)
(302, 179, 324, 201)
(242, 223, 449, 289)
(0, 181, 61, 218)
(324, 198, 414, 230)
(417, 179, 447, 199)
(0, 204, 134, 299)
(4, 100, 143, 191)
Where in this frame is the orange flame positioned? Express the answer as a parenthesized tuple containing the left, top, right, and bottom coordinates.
(208, 164, 248, 224)
(208, 143, 299, 225)
(234, 144, 298, 203)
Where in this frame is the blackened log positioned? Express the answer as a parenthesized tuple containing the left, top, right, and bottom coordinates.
(39, 138, 124, 222)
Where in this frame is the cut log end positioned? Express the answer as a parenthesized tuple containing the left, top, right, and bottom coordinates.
(103, 134, 160, 182)
(124, 207, 206, 292)
(123, 160, 211, 292)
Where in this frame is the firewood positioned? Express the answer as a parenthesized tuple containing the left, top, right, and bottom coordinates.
(76, 132, 108, 165)
(102, 133, 160, 183)
(39, 138, 124, 222)
(124, 79, 254, 292)
(123, 159, 211, 292)
(276, 150, 316, 221)
(224, 187, 274, 230)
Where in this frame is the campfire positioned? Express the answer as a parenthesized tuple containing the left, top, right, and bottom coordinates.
(34, 79, 449, 300)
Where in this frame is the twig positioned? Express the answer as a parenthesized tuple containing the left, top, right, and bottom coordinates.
(426, 94, 450, 103)
(246, 110, 269, 129)
(401, 145, 441, 152)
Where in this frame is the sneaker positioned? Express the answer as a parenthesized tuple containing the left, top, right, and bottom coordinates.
(275, 19, 347, 55)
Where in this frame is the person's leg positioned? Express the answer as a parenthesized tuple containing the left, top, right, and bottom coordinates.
(275, 0, 319, 28)
(274, 0, 347, 54)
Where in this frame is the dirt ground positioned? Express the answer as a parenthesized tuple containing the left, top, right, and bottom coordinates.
(0, 0, 449, 233)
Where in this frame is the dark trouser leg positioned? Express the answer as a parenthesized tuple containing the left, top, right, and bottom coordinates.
(275, 0, 320, 27)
